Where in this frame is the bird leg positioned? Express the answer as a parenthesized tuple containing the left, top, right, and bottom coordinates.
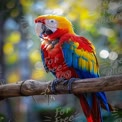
(63, 78, 80, 93)
(51, 78, 65, 93)
(51, 78, 80, 93)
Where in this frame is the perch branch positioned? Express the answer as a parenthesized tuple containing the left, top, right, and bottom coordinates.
(0, 75, 122, 100)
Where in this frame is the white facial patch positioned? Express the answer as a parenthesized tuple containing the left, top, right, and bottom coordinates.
(45, 19, 58, 32)
(35, 23, 43, 37)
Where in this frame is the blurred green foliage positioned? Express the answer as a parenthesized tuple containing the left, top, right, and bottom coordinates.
(1, 0, 122, 83)
(0, 114, 6, 122)
(0, 0, 122, 122)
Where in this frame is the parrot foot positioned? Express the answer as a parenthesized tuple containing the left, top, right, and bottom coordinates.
(51, 78, 65, 93)
(63, 78, 80, 93)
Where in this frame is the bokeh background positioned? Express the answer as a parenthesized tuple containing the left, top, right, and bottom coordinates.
(0, 0, 122, 122)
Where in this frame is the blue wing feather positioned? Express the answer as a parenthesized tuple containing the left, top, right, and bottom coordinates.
(72, 53, 79, 68)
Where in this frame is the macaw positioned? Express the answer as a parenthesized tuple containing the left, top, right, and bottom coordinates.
(35, 15, 111, 122)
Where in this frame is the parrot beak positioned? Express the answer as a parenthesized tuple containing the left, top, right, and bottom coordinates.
(35, 23, 43, 37)
(35, 22, 53, 39)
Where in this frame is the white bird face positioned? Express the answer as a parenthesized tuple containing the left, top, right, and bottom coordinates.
(45, 19, 58, 32)
(35, 19, 58, 38)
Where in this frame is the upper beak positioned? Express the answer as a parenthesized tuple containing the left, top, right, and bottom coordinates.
(35, 23, 44, 37)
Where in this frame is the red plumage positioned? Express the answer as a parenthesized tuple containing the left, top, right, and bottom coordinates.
(40, 35, 79, 79)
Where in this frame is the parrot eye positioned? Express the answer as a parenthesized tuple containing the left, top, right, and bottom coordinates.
(45, 19, 58, 32)
(48, 19, 56, 24)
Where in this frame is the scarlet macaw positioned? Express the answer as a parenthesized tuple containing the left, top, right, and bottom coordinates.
(35, 15, 111, 122)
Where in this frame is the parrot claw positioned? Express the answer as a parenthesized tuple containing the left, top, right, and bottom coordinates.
(67, 78, 80, 93)
(62, 80, 68, 85)
(51, 78, 80, 93)
(51, 78, 65, 93)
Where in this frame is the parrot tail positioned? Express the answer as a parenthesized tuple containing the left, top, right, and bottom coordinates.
(79, 93, 109, 122)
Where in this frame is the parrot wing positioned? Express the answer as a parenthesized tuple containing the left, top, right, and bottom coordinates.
(60, 34, 110, 122)
(61, 35, 99, 78)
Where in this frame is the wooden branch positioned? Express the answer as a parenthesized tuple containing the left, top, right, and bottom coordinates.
(0, 75, 122, 100)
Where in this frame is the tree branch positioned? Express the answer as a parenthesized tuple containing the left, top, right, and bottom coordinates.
(0, 75, 122, 100)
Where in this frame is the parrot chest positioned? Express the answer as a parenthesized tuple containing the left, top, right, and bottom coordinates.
(41, 40, 78, 79)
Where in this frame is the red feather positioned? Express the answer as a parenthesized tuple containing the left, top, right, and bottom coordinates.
(59, 33, 94, 52)
(79, 94, 102, 122)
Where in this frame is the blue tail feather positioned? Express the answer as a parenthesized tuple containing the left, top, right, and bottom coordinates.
(96, 92, 110, 112)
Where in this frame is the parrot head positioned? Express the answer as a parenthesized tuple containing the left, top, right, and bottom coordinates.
(35, 15, 74, 40)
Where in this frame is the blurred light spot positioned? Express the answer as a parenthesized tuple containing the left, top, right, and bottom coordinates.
(80, 8, 89, 19)
(11, 9, 19, 17)
(99, 50, 109, 59)
(44, 9, 63, 15)
(7, 31, 21, 44)
(29, 50, 41, 63)
(109, 51, 118, 60)
(4, 18, 19, 30)
(6, 53, 18, 64)
(20, 0, 32, 7)
(99, 27, 115, 37)
(53, 9, 63, 15)
(67, 13, 76, 21)
(25, 15, 33, 26)
(81, 20, 92, 28)
(35, 61, 44, 70)
(3, 43, 14, 55)
(32, 1, 45, 12)
(6, 1, 15, 9)
(60, 1, 69, 10)
(31, 69, 45, 80)
(7, 71, 20, 83)
(27, 40, 33, 49)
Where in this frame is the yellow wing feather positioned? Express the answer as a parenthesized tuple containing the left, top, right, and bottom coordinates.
(71, 41, 99, 76)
